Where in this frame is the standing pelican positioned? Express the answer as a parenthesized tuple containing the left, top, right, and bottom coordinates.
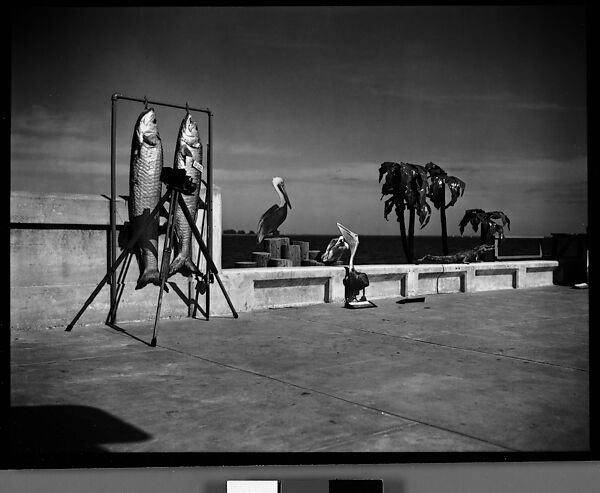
(257, 177, 292, 243)
(337, 222, 370, 304)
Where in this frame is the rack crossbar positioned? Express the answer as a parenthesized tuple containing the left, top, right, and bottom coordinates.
(112, 93, 212, 115)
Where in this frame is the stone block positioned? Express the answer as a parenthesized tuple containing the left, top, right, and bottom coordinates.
(282, 244, 301, 266)
(292, 241, 310, 260)
(251, 251, 271, 267)
(308, 249, 321, 260)
(235, 261, 257, 268)
(262, 238, 282, 258)
(268, 258, 292, 267)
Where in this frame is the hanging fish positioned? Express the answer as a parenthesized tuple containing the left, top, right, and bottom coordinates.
(168, 112, 203, 277)
(128, 107, 164, 289)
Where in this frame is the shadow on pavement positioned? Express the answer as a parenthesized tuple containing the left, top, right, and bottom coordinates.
(10, 405, 152, 454)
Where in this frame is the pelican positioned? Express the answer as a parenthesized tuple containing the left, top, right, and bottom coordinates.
(321, 235, 349, 264)
(257, 177, 292, 243)
(337, 222, 370, 304)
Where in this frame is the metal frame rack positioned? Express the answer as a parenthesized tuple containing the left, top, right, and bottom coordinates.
(109, 93, 214, 321)
(66, 93, 237, 345)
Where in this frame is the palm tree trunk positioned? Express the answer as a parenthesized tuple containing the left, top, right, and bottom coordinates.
(408, 207, 416, 263)
(440, 186, 449, 255)
(398, 210, 410, 263)
(480, 222, 489, 245)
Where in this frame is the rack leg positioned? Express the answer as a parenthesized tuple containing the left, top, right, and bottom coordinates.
(66, 190, 172, 332)
(66, 247, 132, 332)
(151, 190, 179, 346)
(106, 251, 134, 325)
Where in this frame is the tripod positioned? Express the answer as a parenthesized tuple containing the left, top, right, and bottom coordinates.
(66, 177, 238, 346)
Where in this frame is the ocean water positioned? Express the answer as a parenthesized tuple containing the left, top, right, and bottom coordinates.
(222, 234, 553, 269)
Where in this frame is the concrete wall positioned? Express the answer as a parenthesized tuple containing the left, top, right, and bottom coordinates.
(10, 189, 221, 329)
(207, 260, 558, 317)
(10, 191, 558, 329)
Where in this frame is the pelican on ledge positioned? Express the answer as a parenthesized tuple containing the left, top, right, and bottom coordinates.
(337, 222, 370, 304)
(321, 235, 349, 264)
(257, 177, 292, 243)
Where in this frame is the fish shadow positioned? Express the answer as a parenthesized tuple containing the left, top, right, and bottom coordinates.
(10, 405, 152, 455)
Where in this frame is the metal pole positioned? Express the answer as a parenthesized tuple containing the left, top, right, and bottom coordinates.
(110, 93, 120, 319)
(206, 111, 213, 320)
(151, 188, 179, 347)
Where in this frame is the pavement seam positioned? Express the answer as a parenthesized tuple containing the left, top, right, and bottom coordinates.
(353, 329, 589, 373)
(156, 343, 520, 452)
(266, 312, 588, 373)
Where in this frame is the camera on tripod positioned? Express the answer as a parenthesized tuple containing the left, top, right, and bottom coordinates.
(160, 167, 197, 195)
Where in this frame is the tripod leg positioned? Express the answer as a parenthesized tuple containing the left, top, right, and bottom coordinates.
(67, 247, 131, 331)
(106, 250, 134, 325)
(151, 190, 179, 346)
(177, 195, 238, 319)
(66, 190, 172, 332)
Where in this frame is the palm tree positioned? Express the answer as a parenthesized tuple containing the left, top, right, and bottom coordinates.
(459, 209, 511, 246)
(379, 161, 431, 263)
(425, 162, 466, 255)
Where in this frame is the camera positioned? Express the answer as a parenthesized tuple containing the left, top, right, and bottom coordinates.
(160, 167, 197, 195)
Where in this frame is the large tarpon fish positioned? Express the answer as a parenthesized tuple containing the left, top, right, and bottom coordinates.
(129, 107, 164, 289)
(168, 113, 203, 277)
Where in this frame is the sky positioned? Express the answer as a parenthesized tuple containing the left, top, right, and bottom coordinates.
(10, 6, 588, 236)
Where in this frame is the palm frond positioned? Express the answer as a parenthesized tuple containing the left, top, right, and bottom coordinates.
(487, 211, 511, 231)
(445, 176, 466, 207)
(459, 209, 485, 235)
(425, 161, 447, 178)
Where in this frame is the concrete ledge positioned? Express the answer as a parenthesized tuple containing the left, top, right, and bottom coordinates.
(10, 189, 222, 329)
(10, 192, 558, 329)
(206, 260, 558, 318)
(11, 257, 558, 329)
(11, 191, 129, 225)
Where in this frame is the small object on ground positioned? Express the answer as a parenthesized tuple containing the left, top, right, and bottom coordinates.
(573, 282, 589, 289)
(396, 296, 426, 304)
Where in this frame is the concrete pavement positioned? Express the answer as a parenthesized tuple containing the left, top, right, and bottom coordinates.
(10, 285, 589, 454)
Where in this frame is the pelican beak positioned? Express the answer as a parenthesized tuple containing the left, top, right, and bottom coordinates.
(337, 222, 358, 249)
(279, 183, 292, 209)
